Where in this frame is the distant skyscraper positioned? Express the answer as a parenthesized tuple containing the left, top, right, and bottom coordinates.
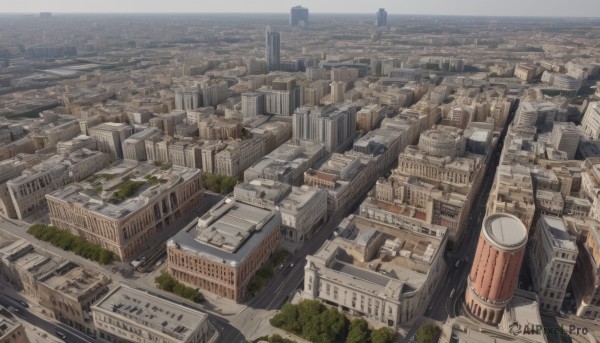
(465, 213, 528, 325)
(376, 8, 388, 27)
(290, 6, 309, 26)
(265, 26, 280, 72)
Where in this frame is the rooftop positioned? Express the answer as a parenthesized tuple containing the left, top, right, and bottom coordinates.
(540, 215, 578, 252)
(40, 264, 109, 300)
(94, 285, 207, 342)
(46, 161, 200, 220)
(168, 199, 281, 265)
(484, 213, 528, 250)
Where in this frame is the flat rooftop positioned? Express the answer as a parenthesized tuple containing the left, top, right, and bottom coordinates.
(195, 200, 274, 253)
(40, 265, 108, 299)
(94, 285, 207, 342)
(541, 215, 578, 252)
(168, 199, 280, 265)
(484, 213, 528, 250)
(47, 162, 200, 220)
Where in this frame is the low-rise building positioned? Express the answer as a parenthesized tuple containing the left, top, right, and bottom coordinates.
(303, 215, 447, 327)
(92, 285, 212, 343)
(304, 153, 373, 217)
(38, 264, 110, 336)
(244, 141, 327, 186)
(166, 199, 280, 302)
(0, 307, 30, 343)
(6, 149, 111, 220)
(46, 162, 204, 261)
(234, 179, 328, 244)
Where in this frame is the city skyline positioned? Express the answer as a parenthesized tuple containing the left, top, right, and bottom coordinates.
(1, 0, 600, 17)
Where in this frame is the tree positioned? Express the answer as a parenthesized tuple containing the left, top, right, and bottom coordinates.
(415, 324, 440, 343)
(371, 327, 397, 343)
(346, 318, 370, 343)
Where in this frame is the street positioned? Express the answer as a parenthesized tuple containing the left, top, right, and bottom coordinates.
(0, 292, 94, 343)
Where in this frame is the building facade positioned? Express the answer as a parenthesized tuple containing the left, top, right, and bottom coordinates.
(92, 285, 211, 343)
(166, 199, 281, 302)
(46, 163, 204, 261)
(529, 215, 578, 313)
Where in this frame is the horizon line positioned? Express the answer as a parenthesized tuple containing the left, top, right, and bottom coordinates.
(0, 12, 599, 19)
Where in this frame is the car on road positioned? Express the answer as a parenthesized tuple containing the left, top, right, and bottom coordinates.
(18, 301, 28, 308)
(455, 260, 460, 268)
(278, 263, 284, 270)
(450, 288, 455, 298)
(55, 331, 67, 339)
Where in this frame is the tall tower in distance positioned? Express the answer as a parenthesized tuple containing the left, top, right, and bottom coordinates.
(290, 6, 309, 27)
(465, 213, 528, 325)
(265, 26, 280, 72)
(376, 8, 388, 27)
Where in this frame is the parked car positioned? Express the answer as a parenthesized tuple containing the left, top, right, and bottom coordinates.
(55, 331, 67, 339)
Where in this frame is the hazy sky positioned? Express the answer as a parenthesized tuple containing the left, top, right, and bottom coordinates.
(1, 0, 600, 17)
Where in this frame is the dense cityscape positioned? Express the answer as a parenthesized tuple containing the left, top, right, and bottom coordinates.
(1, 3, 600, 343)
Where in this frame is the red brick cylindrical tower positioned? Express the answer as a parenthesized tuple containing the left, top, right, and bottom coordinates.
(465, 213, 527, 324)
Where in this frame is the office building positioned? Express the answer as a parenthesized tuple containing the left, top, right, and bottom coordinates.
(465, 213, 528, 325)
(582, 102, 600, 140)
(376, 8, 388, 27)
(88, 122, 133, 160)
(92, 285, 212, 343)
(290, 6, 309, 26)
(330, 81, 345, 104)
(122, 128, 162, 161)
(293, 105, 357, 152)
(166, 199, 281, 302)
(529, 215, 578, 313)
(265, 26, 280, 72)
(215, 136, 269, 177)
(303, 215, 447, 327)
(241, 92, 265, 119)
(175, 89, 202, 111)
(549, 122, 580, 160)
(356, 104, 386, 132)
(46, 162, 204, 261)
(201, 79, 228, 107)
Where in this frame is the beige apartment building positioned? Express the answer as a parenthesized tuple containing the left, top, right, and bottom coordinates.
(487, 164, 536, 231)
(0, 308, 30, 343)
(46, 162, 204, 261)
(88, 122, 133, 160)
(38, 264, 110, 336)
(215, 136, 268, 177)
(5, 149, 110, 220)
(92, 285, 212, 343)
(166, 199, 281, 302)
(529, 215, 578, 313)
(569, 216, 600, 319)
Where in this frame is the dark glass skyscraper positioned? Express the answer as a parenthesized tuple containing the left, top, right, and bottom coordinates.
(290, 6, 309, 26)
(376, 8, 388, 27)
(265, 26, 280, 72)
